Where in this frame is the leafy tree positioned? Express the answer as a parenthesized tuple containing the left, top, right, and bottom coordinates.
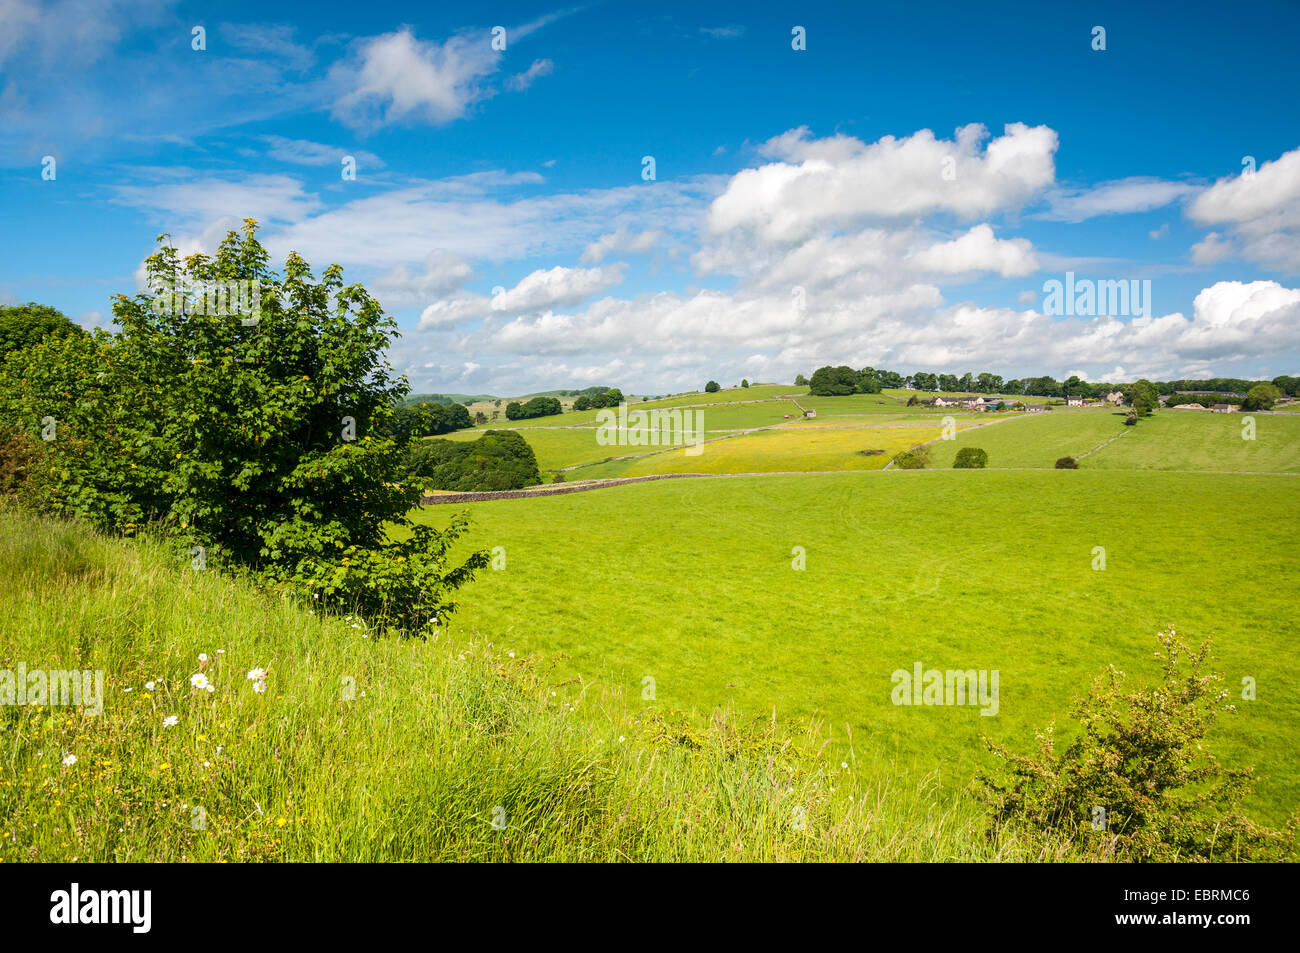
(808, 365, 857, 396)
(793, 374, 809, 386)
(505, 396, 563, 420)
(878, 369, 904, 388)
(980, 628, 1296, 861)
(1244, 383, 1282, 411)
(406, 429, 541, 491)
(1126, 379, 1159, 416)
(953, 447, 988, 469)
(855, 367, 881, 394)
(0, 221, 487, 633)
(0, 303, 86, 357)
(1271, 375, 1299, 397)
(587, 388, 623, 408)
(572, 394, 592, 411)
(704, 380, 720, 393)
(912, 372, 938, 391)
(741, 379, 749, 388)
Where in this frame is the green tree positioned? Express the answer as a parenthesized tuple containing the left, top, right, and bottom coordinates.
(808, 365, 857, 396)
(953, 447, 988, 469)
(704, 380, 720, 393)
(0, 302, 85, 357)
(793, 374, 809, 386)
(0, 221, 487, 633)
(741, 379, 749, 388)
(1243, 383, 1282, 411)
(1126, 379, 1159, 416)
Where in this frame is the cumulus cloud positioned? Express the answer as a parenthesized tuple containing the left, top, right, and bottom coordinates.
(491, 263, 626, 313)
(1188, 147, 1300, 272)
(907, 224, 1038, 277)
(708, 123, 1057, 243)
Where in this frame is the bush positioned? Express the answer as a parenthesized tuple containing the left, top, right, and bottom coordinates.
(892, 444, 932, 469)
(979, 628, 1298, 861)
(1055, 456, 1078, 469)
(0, 221, 488, 634)
(953, 447, 988, 469)
(704, 380, 720, 393)
(0, 302, 86, 356)
(1124, 411, 1138, 426)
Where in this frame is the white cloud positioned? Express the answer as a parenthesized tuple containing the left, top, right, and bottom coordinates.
(330, 19, 563, 129)
(580, 227, 665, 263)
(1042, 176, 1201, 223)
(372, 251, 474, 308)
(709, 123, 1057, 243)
(491, 263, 626, 314)
(908, 224, 1038, 277)
(261, 135, 384, 170)
(1188, 147, 1300, 272)
(1190, 232, 1234, 265)
(506, 58, 554, 92)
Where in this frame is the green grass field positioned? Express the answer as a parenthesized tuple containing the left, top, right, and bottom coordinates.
(415, 469, 1300, 824)
(928, 409, 1300, 472)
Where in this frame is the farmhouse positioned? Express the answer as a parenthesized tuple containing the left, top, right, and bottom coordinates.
(1106, 391, 1124, 405)
(1212, 404, 1238, 413)
(803, 408, 817, 419)
(932, 396, 962, 408)
(1066, 395, 1084, 407)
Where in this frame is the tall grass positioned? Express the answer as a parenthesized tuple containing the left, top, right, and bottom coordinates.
(0, 506, 1044, 862)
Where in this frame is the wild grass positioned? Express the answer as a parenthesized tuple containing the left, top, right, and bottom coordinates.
(1, 506, 1033, 862)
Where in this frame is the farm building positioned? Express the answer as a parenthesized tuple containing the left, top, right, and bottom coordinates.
(803, 408, 817, 418)
(1066, 395, 1084, 406)
(1212, 404, 1238, 413)
(1105, 391, 1124, 405)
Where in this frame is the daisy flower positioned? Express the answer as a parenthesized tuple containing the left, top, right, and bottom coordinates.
(205, 684, 215, 693)
(163, 715, 179, 728)
(252, 681, 266, 694)
(198, 653, 209, 662)
(62, 754, 77, 767)
(246, 668, 266, 682)
(145, 681, 155, 691)
(190, 673, 209, 691)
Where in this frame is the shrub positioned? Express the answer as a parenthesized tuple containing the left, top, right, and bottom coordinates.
(1124, 410, 1138, 426)
(0, 221, 488, 634)
(892, 444, 932, 469)
(953, 447, 988, 469)
(704, 380, 720, 393)
(0, 302, 86, 356)
(1055, 456, 1078, 469)
(979, 628, 1298, 861)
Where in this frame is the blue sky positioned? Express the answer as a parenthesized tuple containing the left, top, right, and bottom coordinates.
(2, 0, 1299, 393)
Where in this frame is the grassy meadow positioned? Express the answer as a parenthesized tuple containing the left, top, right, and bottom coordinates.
(414, 468, 1300, 825)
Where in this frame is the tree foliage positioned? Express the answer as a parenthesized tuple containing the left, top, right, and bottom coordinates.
(0, 222, 487, 633)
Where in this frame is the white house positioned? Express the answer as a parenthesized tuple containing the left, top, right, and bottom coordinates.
(1105, 391, 1124, 405)
(1066, 395, 1084, 407)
